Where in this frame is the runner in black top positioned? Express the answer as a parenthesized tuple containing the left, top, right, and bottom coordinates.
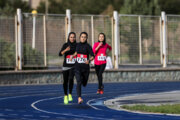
(70, 32, 94, 104)
(59, 32, 76, 104)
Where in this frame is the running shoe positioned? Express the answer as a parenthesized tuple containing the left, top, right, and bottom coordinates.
(64, 95, 68, 104)
(97, 89, 101, 94)
(68, 94, 73, 102)
(78, 97, 83, 104)
(100, 89, 104, 94)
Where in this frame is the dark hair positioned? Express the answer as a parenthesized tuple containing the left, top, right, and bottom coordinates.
(98, 33, 106, 45)
(80, 32, 88, 39)
(68, 32, 76, 43)
(79, 32, 88, 43)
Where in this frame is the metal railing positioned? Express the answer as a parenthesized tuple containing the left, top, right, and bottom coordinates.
(119, 15, 161, 65)
(1, 9, 180, 70)
(0, 16, 15, 68)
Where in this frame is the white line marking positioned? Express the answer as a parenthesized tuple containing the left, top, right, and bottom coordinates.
(31, 96, 113, 120)
(0, 93, 58, 100)
(9, 114, 18, 116)
(0, 89, 62, 96)
(87, 97, 106, 110)
(40, 115, 50, 118)
(105, 90, 180, 117)
(23, 115, 33, 117)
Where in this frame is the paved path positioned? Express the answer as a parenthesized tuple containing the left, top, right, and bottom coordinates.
(105, 90, 180, 116)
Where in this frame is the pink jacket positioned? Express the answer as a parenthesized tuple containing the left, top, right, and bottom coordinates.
(93, 42, 112, 65)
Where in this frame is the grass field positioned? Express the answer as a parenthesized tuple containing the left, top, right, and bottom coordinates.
(122, 104, 180, 114)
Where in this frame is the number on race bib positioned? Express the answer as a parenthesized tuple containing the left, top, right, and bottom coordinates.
(66, 55, 76, 64)
(77, 54, 87, 63)
(97, 53, 106, 61)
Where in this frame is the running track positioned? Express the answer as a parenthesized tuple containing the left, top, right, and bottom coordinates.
(0, 82, 180, 120)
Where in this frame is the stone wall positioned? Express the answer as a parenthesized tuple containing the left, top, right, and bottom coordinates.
(0, 68, 180, 85)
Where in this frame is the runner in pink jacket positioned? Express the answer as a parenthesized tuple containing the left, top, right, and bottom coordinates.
(93, 33, 112, 94)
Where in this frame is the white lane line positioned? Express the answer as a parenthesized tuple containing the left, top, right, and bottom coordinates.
(4, 109, 13, 111)
(0, 92, 58, 101)
(86, 97, 106, 110)
(0, 90, 98, 101)
(0, 89, 62, 96)
(0, 87, 98, 99)
(9, 114, 18, 116)
(31, 96, 113, 120)
(39, 115, 50, 118)
(0, 88, 60, 93)
(0, 114, 5, 116)
(23, 115, 33, 117)
(105, 90, 180, 118)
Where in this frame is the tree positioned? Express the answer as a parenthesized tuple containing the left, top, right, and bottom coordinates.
(37, 0, 112, 14)
(159, 0, 180, 14)
(120, 0, 160, 15)
(0, 0, 31, 16)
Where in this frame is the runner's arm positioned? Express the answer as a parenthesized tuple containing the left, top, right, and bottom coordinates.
(59, 44, 70, 56)
(70, 52, 77, 61)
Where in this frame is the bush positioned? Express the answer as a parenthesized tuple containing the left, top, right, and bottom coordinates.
(0, 39, 44, 67)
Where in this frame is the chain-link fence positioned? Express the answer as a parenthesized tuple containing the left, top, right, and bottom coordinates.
(0, 16, 15, 68)
(119, 15, 161, 65)
(23, 13, 44, 67)
(46, 15, 66, 68)
(71, 15, 112, 46)
(93, 15, 112, 47)
(22, 14, 66, 68)
(22, 14, 112, 69)
(1, 11, 180, 70)
(167, 15, 180, 64)
(141, 16, 161, 64)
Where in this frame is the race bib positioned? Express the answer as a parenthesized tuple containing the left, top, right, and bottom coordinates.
(66, 55, 76, 64)
(77, 54, 87, 63)
(97, 53, 106, 61)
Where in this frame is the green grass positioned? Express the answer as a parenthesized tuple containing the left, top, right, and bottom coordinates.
(121, 104, 180, 114)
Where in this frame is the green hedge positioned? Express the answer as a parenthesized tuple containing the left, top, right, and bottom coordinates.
(0, 39, 44, 67)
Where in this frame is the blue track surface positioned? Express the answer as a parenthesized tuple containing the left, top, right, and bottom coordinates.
(0, 82, 180, 120)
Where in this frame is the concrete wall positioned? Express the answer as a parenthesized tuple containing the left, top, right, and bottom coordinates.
(0, 68, 180, 85)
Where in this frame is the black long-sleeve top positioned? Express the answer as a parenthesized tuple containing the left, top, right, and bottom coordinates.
(75, 42, 94, 70)
(59, 42, 76, 67)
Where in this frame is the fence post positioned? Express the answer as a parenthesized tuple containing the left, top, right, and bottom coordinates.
(91, 15, 94, 46)
(138, 16, 143, 64)
(15, 15, 18, 70)
(16, 9, 23, 70)
(111, 17, 115, 67)
(113, 11, 119, 69)
(43, 15, 47, 67)
(160, 16, 163, 64)
(32, 10, 37, 49)
(66, 9, 71, 41)
(161, 11, 167, 68)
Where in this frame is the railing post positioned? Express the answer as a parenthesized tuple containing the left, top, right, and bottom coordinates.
(113, 11, 119, 69)
(32, 10, 37, 49)
(16, 8, 23, 70)
(43, 15, 47, 67)
(138, 16, 142, 64)
(161, 11, 167, 68)
(91, 15, 94, 46)
(111, 17, 115, 67)
(15, 15, 18, 70)
(66, 9, 71, 41)
(160, 16, 163, 64)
